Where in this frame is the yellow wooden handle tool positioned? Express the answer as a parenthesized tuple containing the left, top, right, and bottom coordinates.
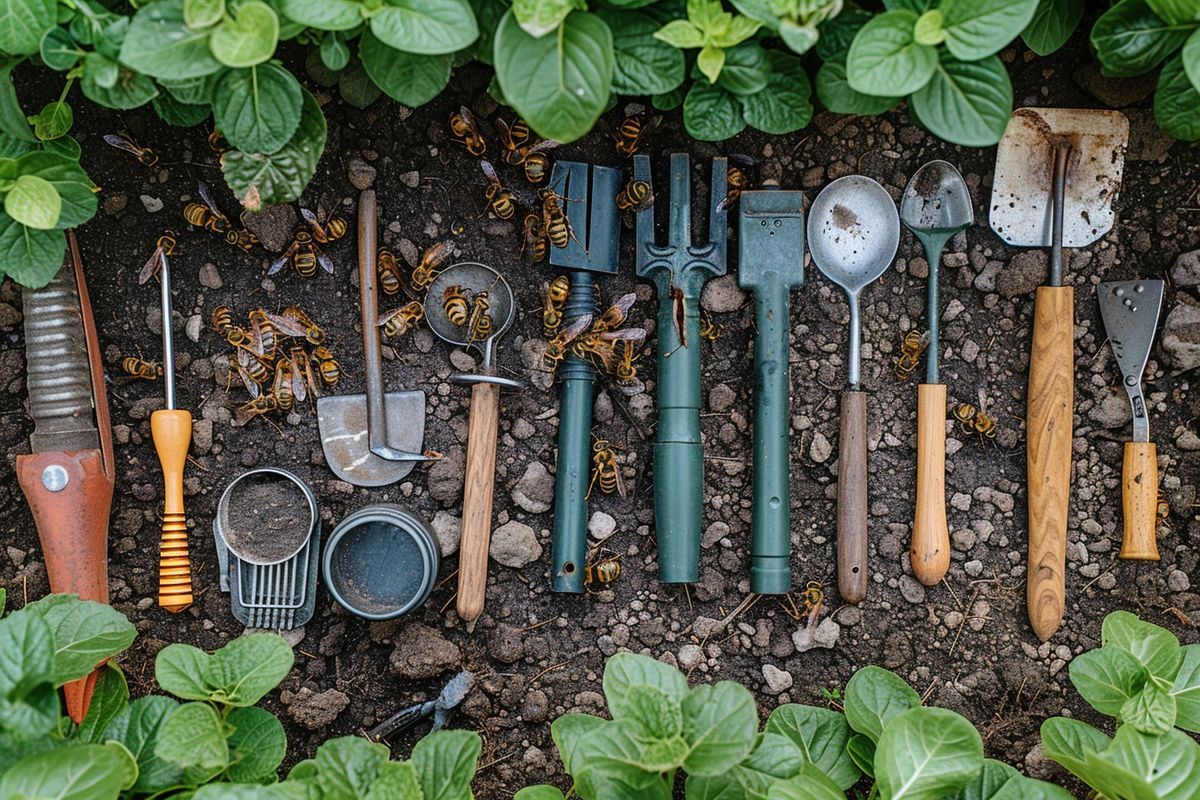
(1120, 441, 1159, 561)
(153, 408, 193, 612)
(912, 383, 949, 585)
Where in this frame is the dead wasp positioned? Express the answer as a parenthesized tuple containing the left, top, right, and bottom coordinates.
(615, 338, 641, 384)
(521, 214, 548, 264)
(539, 187, 573, 249)
(699, 311, 723, 342)
(378, 301, 425, 339)
(615, 179, 654, 213)
(574, 327, 647, 374)
(615, 115, 655, 157)
(717, 164, 752, 212)
(442, 285, 471, 326)
(272, 358, 295, 411)
(411, 240, 454, 292)
(265, 307, 326, 346)
(894, 329, 930, 381)
(953, 402, 998, 443)
(207, 128, 229, 154)
(506, 118, 531, 145)
(800, 580, 824, 612)
(543, 314, 593, 373)
(449, 105, 486, 157)
(592, 292, 636, 333)
(288, 346, 318, 401)
(183, 180, 231, 234)
(377, 249, 405, 295)
(467, 291, 493, 343)
(138, 230, 179, 285)
(1157, 489, 1170, 526)
(481, 160, 516, 220)
(211, 305, 234, 334)
(121, 357, 162, 380)
(584, 553, 622, 588)
(542, 275, 569, 335)
(247, 309, 279, 358)
(310, 345, 341, 386)
(301, 206, 348, 244)
(588, 438, 625, 498)
(233, 393, 278, 426)
(496, 118, 557, 183)
(104, 131, 158, 167)
(235, 347, 271, 386)
(269, 228, 334, 278)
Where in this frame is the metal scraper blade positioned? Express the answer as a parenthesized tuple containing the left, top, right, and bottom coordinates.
(1099, 279, 1163, 442)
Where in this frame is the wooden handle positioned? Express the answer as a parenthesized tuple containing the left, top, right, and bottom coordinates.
(456, 382, 501, 625)
(837, 390, 869, 604)
(153, 409, 193, 613)
(1027, 285, 1074, 641)
(912, 383, 949, 585)
(1121, 441, 1159, 560)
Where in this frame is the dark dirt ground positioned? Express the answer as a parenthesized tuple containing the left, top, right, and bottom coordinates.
(3, 23, 1200, 798)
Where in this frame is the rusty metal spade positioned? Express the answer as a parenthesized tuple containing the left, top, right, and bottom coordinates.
(317, 190, 432, 487)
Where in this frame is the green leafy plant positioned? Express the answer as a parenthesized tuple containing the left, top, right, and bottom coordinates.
(1042, 610, 1200, 798)
(655, 0, 762, 83)
(1091, 0, 1200, 141)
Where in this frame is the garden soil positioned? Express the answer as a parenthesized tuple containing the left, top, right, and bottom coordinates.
(2, 29, 1199, 797)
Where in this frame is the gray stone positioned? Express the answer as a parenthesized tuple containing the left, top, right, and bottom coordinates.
(191, 418, 213, 455)
(762, 664, 793, 694)
(389, 623, 461, 679)
(432, 510, 461, 556)
(243, 204, 299, 253)
(348, 158, 377, 190)
(997, 251, 1047, 298)
(1161, 301, 1200, 373)
(1091, 391, 1130, 428)
(1172, 249, 1200, 288)
(185, 314, 202, 343)
(678, 644, 702, 668)
(490, 521, 542, 568)
(140, 195, 163, 212)
(810, 432, 833, 463)
(708, 383, 735, 412)
(0, 302, 21, 328)
(794, 618, 840, 652)
(588, 511, 617, 540)
(898, 574, 926, 604)
(428, 451, 464, 505)
(288, 688, 349, 730)
(701, 274, 746, 313)
(512, 462, 554, 514)
(1169, 569, 1191, 592)
(199, 262, 223, 289)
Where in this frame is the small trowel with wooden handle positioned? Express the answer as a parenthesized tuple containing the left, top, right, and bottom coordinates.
(1098, 279, 1164, 561)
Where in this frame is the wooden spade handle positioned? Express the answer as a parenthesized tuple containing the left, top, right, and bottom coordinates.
(153, 409, 193, 613)
(1027, 285, 1074, 642)
(837, 390, 868, 604)
(1120, 441, 1159, 561)
(456, 382, 501, 625)
(912, 383, 949, 586)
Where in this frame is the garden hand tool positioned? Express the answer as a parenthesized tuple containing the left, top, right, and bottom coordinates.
(807, 176, 900, 604)
(900, 160, 973, 587)
(425, 262, 520, 625)
(367, 670, 474, 741)
(1098, 280, 1164, 561)
(151, 251, 195, 613)
(737, 188, 805, 594)
(547, 160, 621, 593)
(989, 107, 1129, 641)
(634, 153, 728, 583)
(16, 230, 115, 723)
(317, 189, 432, 487)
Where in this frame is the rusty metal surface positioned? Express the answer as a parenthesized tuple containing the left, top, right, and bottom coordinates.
(989, 107, 1129, 248)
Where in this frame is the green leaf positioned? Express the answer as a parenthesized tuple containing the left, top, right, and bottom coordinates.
(1069, 644, 1147, 716)
(765, 764, 847, 800)
(846, 733, 875, 778)
(697, 44, 726, 82)
(226, 705, 287, 781)
(31, 101, 72, 140)
(280, 0, 362, 29)
(655, 18, 704, 48)
(494, 9, 613, 142)
(0, 213, 64, 288)
(780, 19, 819, 55)
(321, 30, 351, 70)
(740, 49, 812, 134)
(847, 10, 937, 97)
(513, 0, 578, 37)
(18, 596, 134, 686)
(370, 0, 479, 55)
(213, 64, 302, 154)
(1102, 610, 1184, 680)
(551, 712, 606, 777)
(471, 0, 507, 62)
(1120, 680, 1177, 734)
(684, 80, 745, 140)
(6, 175, 60, 230)
(104, 740, 138, 792)
(515, 787, 566, 800)
(339, 60, 383, 108)
(364, 760, 424, 800)
(1184, 26, 1200, 91)
(909, 55, 1012, 146)
(152, 92, 212, 126)
(0, 0, 57, 56)
(1148, 0, 1200, 24)
(681, 681, 759, 776)
(572, 720, 675, 796)
(1021, 0, 1083, 55)
(653, 86, 684, 110)
(717, 43, 769, 94)
(0, 743, 127, 800)
(0, 63, 34, 143)
(843, 666, 921, 743)
(222, 86, 326, 208)
(875, 707, 983, 800)
(1154, 50, 1200, 139)
(686, 732, 805, 799)
(598, 8, 685, 96)
(81, 60, 159, 110)
(161, 72, 221, 104)
(120, 0, 225, 80)
(155, 644, 213, 701)
(766, 705, 860, 790)
(913, 9, 946, 45)
(940, 0, 1038, 60)
(104, 695, 183, 794)
(75, 664, 129, 744)
(945, 758, 1074, 800)
(816, 58, 901, 115)
(712, 13, 760, 47)
(1039, 717, 1110, 778)
(41, 27, 83, 71)
(1172, 644, 1200, 732)
(210, 0, 279, 67)
(816, 1, 873, 60)
(206, 633, 295, 706)
(1102, 725, 1200, 797)
(1091, 0, 1194, 77)
(155, 701, 229, 771)
(412, 729, 482, 800)
(185, 0, 225, 28)
(886, 0, 936, 11)
(310, 735, 390, 796)
(623, 685, 684, 740)
(360, 31, 452, 106)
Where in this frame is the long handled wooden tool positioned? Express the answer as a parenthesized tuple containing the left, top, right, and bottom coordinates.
(989, 108, 1129, 641)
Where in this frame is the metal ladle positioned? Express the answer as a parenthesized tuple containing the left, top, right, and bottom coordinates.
(425, 262, 520, 627)
(900, 160, 973, 587)
(808, 175, 899, 604)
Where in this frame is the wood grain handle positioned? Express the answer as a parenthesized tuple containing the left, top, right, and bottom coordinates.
(837, 390, 869, 604)
(1120, 441, 1159, 561)
(1027, 285, 1074, 642)
(912, 383, 949, 586)
(153, 409, 193, 613)
(456, 382, 501, 624)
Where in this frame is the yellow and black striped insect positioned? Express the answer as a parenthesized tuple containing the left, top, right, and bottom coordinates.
(616, 179, 654, 213)
(121, 357, 162, 380)
(615, 115, 654, 157)
(521, 214, 548, 264)
(411, 241, 454, 292)
(584, 553, 621, 588)
(467, 291, 492, 343)
(894, 329, 930, 381)
(699, 311, 723, 342)
(378, 301, 425, 339)
(443, 285, 471, 326)
(481, 160, 516, 220)
(104, 131, 158, 167)
(953, 402, 998, 443)
(378, 249, 405, 295)
(539, 188, 572, 249)
(449, 106, 487, 157)
(542, 275, 569, 335)
(588, 438, 625, 498)
(301, 206, 347, 244)
(311, 346, 341, 387)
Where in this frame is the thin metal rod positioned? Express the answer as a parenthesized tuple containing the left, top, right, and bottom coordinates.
(1048, 143, 1070, 287)
(923, 237, 943, 385)
(160, 254, 176, 409)
(846, 290, 862, 390)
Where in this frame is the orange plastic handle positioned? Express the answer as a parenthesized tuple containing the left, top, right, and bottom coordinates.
(152, 409, 193, 612)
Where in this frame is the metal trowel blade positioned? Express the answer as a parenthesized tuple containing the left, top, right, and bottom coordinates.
(317, 390, 427, 487)
(1098, 280, 1164, 393)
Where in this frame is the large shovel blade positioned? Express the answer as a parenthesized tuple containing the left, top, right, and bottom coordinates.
(317, 391, 427, 487)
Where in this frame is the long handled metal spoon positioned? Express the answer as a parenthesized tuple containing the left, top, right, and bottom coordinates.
(900, 161, 973, 586)
(808, 176, 900, 604)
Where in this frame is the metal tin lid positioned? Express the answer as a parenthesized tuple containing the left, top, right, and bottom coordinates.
(215, 467, 317, 566)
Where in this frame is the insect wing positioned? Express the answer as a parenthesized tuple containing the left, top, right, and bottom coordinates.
(264, 311, 309, 338)
(268, 243, 297, 275)
(139, 247, 164, 285)
(317, 246, 335, 274)
(197, 180, 228, 221)
(103, 134, 140, 156)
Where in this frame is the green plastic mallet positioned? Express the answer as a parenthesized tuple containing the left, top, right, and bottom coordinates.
(634, 153, 728, 583)
(737, 188, 805, 594)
